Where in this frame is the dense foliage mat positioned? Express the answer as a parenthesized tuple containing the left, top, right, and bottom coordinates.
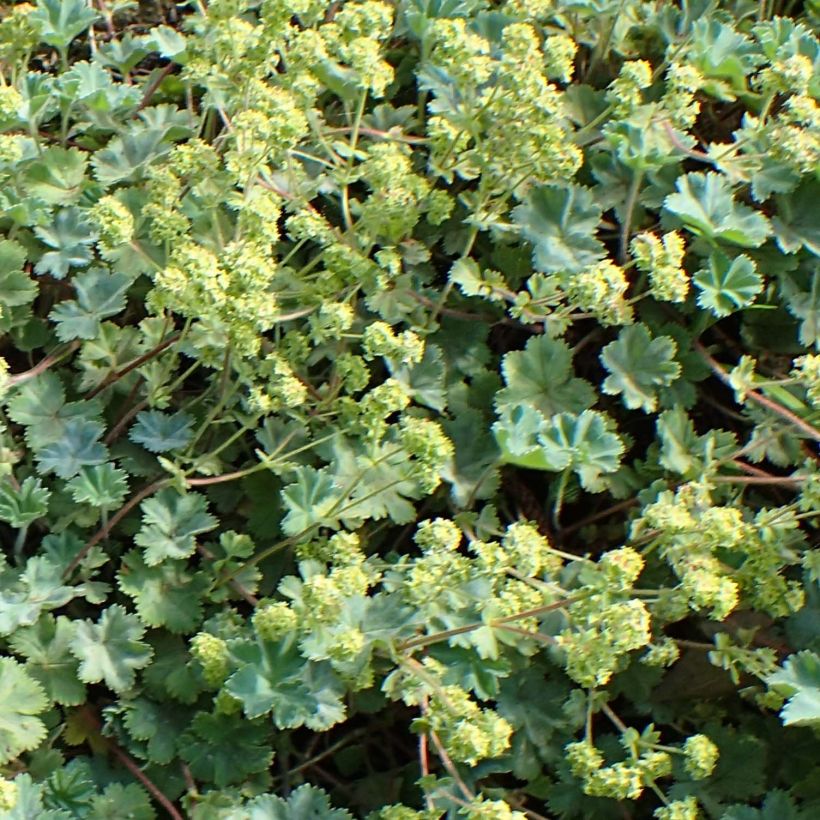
(0, 0, 818, 817)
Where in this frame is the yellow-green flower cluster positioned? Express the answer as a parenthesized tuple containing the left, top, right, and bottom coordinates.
(0, 2, 38, 63)
(190, 632, 230, 686)
(142, 167, 188, 244)
(399, 417, 454, 492)
(415, 518, 462, 552)
(89, 195, 135, 256)
(792, 354, 820, 406)
(682, 734, 719, 779)
(599, 546, 645, 590)
(149, 239, 279, 358)
(566, 740, 605, 778)
(543, 34, 578, 83)
(654, 797, 700, 820)
(0, 85, 22, 124)
(359, 144, 432, 242)
(460, 798, 527, 820)
(567, 259, 634, 326)
(641, 639, 681, 668)
(320, 1, 395, 96)
(0, 134, 22, 165)
(404, 546, 473, 610)
(757, 54, 813, 96)
(662, 64, 704, 130)
(631, 231, 689, 303)
(607, 60, 653, 116)
(362, 321, 425, 365)
(502, 521, 562, 577)
(0, 777, 17, 812)
(309, 301, 355, 343)
(558, 598, 652, 687)
(570, 743, 673, 802)
(426, 20, 580, 191)
(252, 601, 298, 641)
(422, 685, 513, 765)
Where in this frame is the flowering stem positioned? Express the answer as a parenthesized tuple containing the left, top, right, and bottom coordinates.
(695, 341, 820, 442)
(396, 595, 584, 652)
(426, 725, 475, 802)
(619, 169, 644, 264)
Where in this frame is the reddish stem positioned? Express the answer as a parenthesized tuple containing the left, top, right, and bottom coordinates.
(77, 706, 184, 820)
(695, 341, 820, 443)
(87, 334, 181, 399)
(63, 479, 168, 579)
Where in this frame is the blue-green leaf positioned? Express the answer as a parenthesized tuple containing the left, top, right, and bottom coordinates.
(694, 253, 763, 317)
(129, 410, 195, 453)
(36, 418, 107, 479)
(513, 184, 606, 273)
(69, 605, 153, 693)
(600, 323, 681, 412)
(50, 269, 132, 341)
(134, 489, 218, 566)
(664, 172, 772, 247)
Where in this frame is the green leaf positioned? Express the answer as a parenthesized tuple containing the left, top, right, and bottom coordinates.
(512, 184, 606, 273)
(91, 127, 173, 186)
(225, 639, 346, 730)
(687, 19, 761, 96)
(134, 489, 218, 566)
(329, 438, 422, 527)
(31, 0, 98, 50)
(664, 172, 772, 247)
(0, 657, 48, 764)
(0, 476, 50, 528)
(142, 633, 202, 704)
(767, 650, 820, 727)
(495, 335, 595, 417)
(694, 253, 763, 317)
(88, 784, 156, 820)
(0, 239, 37, 309)
(493, 403, 549, 468)
(22, 148, 88, 205)
(441, 407, 500, 507)
(539, 410, 625, 488)
(238, 785, 354, 819)
(7, 372, 100, 450)
(121, 697, 188, 765)
(149, 25, 187, 59)
(722, 790, 807, 820)
(10, 615, 85, 706)
(118, 550, 207, 634)
(600, 323, 681, 412)
(36, 417, 108, 479)
(50, 268, 132, 341)
(33, 208, 96, 279)
(0, 557, 83, 637)
(495, 408, 624, 489)
(280, 466, 343, 536)
(780, 273, 820, 348)
(4, 773, 72, 820)
(772, 180, 820, 256)
(387, 344, 447, 411)
(180, 712, 273, 787)
(128, 410, 195, 453)
(69, 604, 153, 693)
(65, 463, 129, 509)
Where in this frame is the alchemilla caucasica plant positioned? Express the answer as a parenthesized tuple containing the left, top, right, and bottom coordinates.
(0, 0, 817, 817)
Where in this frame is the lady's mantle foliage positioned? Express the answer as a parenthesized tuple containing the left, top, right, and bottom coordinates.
(0, 0, 816, 818)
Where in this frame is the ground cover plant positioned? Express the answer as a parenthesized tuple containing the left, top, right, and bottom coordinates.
(0, 0, 817, 817)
